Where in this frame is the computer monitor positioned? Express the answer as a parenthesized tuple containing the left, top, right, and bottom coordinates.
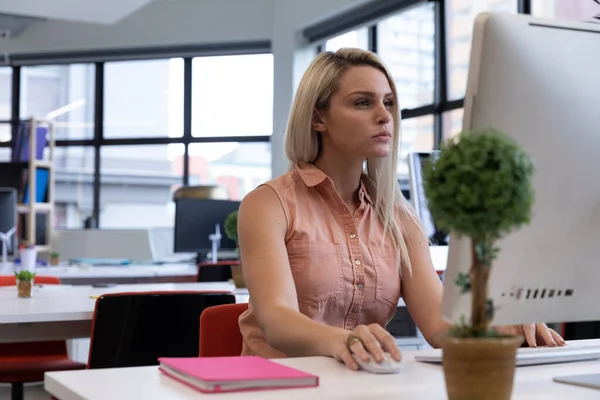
(442, 13, 600, 331)
(0, 188, 17, 257)
(173, 198, 240, 258)
(407, 151, 448, 246)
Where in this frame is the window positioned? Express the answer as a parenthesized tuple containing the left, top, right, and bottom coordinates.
(104, 59, 184, 139)
(192, 54, 273, 137)
(99, 144, 184, 228)
(0, 147, 9, 161)
(446, 0, 517, 100)
(54, 147, 95, 229)
(188, 142, 271, 200)
(532, 0, 599, 21)
(0, 123, 9, 144)
(0, 67, 11, 120)
(398, 115, 434, 177)
(20, 64, 95, 140)
(378, 3, 435, 110)
(325, 28, 370, 52)
(443, 108, 464, 140)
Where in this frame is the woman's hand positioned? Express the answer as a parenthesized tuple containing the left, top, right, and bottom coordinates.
(331, 324, 402, 370)
(495, 323, 566, 347)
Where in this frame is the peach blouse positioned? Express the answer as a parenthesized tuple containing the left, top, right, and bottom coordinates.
(238, 161, 402, 358)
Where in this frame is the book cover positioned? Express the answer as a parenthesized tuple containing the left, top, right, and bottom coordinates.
(158, 356, 319, 393)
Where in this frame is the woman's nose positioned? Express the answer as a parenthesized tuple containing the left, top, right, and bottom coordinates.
(375, 104, 392, 125)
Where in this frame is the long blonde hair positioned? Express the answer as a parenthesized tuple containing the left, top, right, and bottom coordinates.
(284, 48, 424, 277)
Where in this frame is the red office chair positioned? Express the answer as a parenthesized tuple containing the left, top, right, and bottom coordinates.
(0, 275, 86, 400)
(199, 303, 249, 357)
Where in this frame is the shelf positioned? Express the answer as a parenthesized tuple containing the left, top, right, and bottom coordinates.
(17, 203, 53, 213)
(35, 245, 51, 252)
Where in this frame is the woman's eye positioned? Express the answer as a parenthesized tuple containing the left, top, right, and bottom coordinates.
(384, 100, 395, 108)
(355, 99, 370, 107)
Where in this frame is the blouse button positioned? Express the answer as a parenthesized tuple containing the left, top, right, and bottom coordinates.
(354, 259, 361, 266)
(349, 232, 356, 239)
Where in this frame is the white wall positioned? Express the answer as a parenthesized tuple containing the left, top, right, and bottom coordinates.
(1, 0, 376, 177)
(0, 0, 273, 53)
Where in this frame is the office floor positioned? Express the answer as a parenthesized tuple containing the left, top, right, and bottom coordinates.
(0, 383, 48, 400)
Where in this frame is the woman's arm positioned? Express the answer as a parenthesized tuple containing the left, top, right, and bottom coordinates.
(398, 212, 450, 349)
(238, 186, 348, 357)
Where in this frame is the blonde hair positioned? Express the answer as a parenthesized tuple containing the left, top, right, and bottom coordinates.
(284, 48, 425, 277)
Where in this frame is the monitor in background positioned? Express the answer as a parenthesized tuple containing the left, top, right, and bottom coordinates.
(173, 199, 240, 260)
(407, 151, 448, 246)
(0, 188, 17, 257)
(441, 11, 600, 356)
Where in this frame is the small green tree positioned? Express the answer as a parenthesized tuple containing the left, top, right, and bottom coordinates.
(14, 270, 36, 282)
(224, 211, 238, 245)
(423, 128, 534, 337)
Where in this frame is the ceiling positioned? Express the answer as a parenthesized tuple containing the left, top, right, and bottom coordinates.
(0, 0, 156, 24)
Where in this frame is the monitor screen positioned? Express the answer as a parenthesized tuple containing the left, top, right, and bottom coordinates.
(173, 198, 240, 255)
(0, 188, 17, 256)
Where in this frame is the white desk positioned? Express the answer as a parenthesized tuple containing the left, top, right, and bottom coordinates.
(4, 263, 200, 285)
(45, 339, 600, 400)
(0, 282, 240, 343)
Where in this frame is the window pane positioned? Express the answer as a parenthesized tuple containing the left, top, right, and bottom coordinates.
(325, 28, 370, 51)
(104, 59, 184, 139)
(0, 67, 11, 120)
(21, 64, 95, 140)
(189, 142, 271, 200)
(54, 146, 95, 229)
(0, 147, 9, 161)
(0, 122, 9, 143)
(443, 108, 464, 140)
(100, 144, 184, 228)
(533, 0, 599, 21)
(378, 3, 435, 110)
(192, 54, 273, 137)
(398, 115, 434, 177)
(446, 0, 517, 100)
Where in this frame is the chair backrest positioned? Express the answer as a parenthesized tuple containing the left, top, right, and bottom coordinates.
(87, 291, 236, 369)
(0, 275, 61, 286)
(199, 303, 248, 357)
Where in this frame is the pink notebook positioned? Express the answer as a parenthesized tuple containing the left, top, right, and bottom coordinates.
(158, 356, 319, 393)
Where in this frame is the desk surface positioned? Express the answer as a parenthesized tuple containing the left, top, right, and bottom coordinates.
(0, 282, 239, 324)
(45, 339, 600, 400)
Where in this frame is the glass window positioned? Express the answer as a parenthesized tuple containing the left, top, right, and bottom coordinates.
(377, 2, 435, 110)
(398, 115, 434, 177)
(325, 28, 370, 52)
(0, 122, 9, 143)
(54, 146, 95, 229)
(443, 108, 464, 140)
(446, 0, 517, 100)
(99, 144, 184, 228)
(0, 67, 11, 120)
(188, 142, 271, 200)
(20, 64, 95, 140)
(192, 54, 273, 137)
(104, 59, 184, 139)
(0, 146, 9, 161)
(532, 0, 599, 21)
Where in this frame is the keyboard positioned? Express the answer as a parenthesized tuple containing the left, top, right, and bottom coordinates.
(414, 345, 600, 367)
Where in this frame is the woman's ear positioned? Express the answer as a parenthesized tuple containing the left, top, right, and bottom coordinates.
(312, 110, 326, 133)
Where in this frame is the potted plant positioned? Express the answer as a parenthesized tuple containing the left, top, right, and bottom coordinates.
(423, 128, 535, 400)
(224, 210, 245, 288)
(14, 270, 36, 298)
(50, 252, 60, 266)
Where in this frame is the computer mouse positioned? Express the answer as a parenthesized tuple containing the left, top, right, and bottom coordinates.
(352, 352, 403, 374)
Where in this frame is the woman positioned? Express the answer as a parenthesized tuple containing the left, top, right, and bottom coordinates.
(237, 48, 564, 370)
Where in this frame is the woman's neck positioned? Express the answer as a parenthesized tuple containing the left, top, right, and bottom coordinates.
(313, 154, 364, 210)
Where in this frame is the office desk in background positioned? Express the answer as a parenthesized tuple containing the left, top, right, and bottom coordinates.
(45, 339, 600, 400)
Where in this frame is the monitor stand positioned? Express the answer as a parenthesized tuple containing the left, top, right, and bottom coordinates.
(553, 373, 600, 390)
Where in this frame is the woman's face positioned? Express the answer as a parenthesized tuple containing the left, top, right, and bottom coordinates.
(313, 66, 395, 160)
